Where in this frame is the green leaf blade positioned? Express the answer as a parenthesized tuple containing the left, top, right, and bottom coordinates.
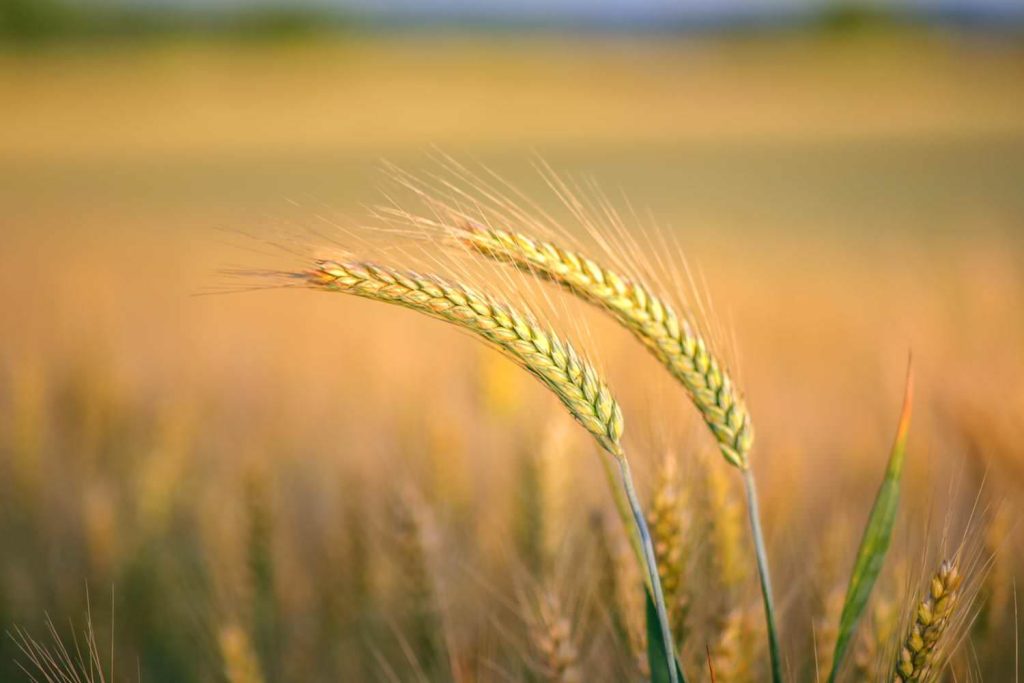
(646, 588, 686, 683)
(827, 364, 914, 682)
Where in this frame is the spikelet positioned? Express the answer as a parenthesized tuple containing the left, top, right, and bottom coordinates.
(529, 590, 584, 683)
(452, 221, 752, 469)
(304, 260, 624, 458)
(647, 453, 691, 647)
(220, 622, 267, 683)
(893, 559, 964, 682)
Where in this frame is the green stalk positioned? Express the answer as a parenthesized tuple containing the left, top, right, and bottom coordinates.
(618, 457, 681, 683)
(742, 468, 782, 683)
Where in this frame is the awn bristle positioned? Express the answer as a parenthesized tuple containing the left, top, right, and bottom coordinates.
(893, 559, 964, 682)
(305, 260, 624, 457)
(452, 221, 752, 469)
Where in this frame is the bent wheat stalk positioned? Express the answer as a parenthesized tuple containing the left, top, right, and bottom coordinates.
(445, 220, 781, 682)
(298, 258, 683, 683)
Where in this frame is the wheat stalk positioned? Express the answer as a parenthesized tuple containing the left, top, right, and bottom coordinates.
(296, 257, 681, 683)
(893, 559, 964, 682)
(451, 221, 752, 470)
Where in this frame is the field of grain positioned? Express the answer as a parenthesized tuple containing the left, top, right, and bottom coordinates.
(1, 33, 1022, 681)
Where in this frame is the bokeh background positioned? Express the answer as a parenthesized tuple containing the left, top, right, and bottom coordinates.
(1, 1, 1022, 681)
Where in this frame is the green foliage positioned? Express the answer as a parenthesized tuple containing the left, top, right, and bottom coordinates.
(828, 366, 914, 682)
(646, 588, 686, 683)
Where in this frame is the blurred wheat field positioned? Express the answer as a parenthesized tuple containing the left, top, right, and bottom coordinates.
(1, 33, 1023, 681)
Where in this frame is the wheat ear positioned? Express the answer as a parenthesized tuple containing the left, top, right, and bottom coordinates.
(299, 258, 682, 683)
(453, 222, 752, 469)
(447, 221, 780, 681)
(893, 559, 964, 682)
(308, 259, 623, 453)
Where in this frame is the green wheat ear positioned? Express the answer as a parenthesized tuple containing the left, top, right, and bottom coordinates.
(453, 222, 753, 470)
(299, 257, 683, 683)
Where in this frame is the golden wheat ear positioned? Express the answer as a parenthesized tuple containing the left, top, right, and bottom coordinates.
(893, 559, 965, 682)
(449, 220, 752, 470)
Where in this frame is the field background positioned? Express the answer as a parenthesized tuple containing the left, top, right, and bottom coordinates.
(1, 26, 1023, 682)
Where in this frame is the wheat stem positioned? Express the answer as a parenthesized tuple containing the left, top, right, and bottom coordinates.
(742, 469, 782, 683)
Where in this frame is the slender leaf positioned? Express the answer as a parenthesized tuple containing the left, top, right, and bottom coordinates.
(645, 588, 686, 683)
(827, 363, 914, 682)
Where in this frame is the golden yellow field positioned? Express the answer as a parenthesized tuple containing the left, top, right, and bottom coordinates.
(1, 33, 1022, 681)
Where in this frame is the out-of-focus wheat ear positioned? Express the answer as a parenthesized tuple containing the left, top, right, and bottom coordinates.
(611, 523, 650, 679)
(705, 463, 748, 599)
(814, 585, 846, 680)
(220, 622, 267, 683)
(851, 593, 899, 682)
(453, 221, 753, 470)
(893, 559, 965, 682)
(244, 466, 279, 682)
(975, 503, 1012, 641)
(707, 606, 757, 683)
(391, 489, 444, 676)
(648, 453, 692, 650)
(528, 590, 585, 683)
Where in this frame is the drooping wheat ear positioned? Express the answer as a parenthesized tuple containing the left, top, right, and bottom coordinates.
(219, 622, 267, 683)
(305, 260, 624, 456)
(299, 258, 680, 682)
(893, 559, 964, 682)
(648, 454, 692, 647)
(452, 221, 752, 469)
(530, 591, 584, 683)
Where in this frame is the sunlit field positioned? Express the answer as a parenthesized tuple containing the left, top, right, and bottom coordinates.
(1, 33, 1023, 682)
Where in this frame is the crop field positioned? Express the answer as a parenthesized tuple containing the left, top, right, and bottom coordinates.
(1, 33, 1023, 682)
